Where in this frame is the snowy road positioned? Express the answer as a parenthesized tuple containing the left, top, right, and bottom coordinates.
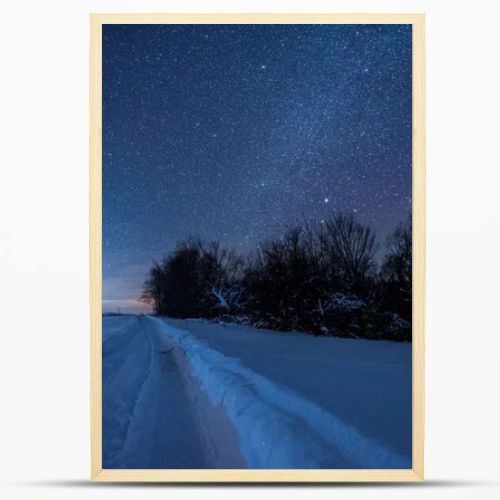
(102, 316, 244, 468)
(103, 315, 412, 469)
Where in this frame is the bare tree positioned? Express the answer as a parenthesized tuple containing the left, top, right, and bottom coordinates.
(322, 213, 378, 292)
(380, 217, 412, 322)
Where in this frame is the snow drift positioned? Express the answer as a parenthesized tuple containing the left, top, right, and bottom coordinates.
(151, 316, 411, 469)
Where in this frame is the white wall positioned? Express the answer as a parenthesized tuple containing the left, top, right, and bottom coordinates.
(1, 1, 499, 498)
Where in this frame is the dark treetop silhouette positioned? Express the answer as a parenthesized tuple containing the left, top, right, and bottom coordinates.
(142, 214, 412, 341)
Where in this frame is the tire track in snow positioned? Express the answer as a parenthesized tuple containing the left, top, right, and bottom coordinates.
(103, 316, 244, 468)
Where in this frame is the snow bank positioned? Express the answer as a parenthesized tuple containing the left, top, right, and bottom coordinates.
(151, 316, 411, 469)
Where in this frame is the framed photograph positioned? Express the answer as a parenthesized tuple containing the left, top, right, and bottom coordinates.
(90, 13, 425, 482)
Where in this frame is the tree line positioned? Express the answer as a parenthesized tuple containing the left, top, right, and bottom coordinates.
(141, 213, 412, 341)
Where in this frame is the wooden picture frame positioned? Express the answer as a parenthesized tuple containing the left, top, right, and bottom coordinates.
(90, 13, 425, 482)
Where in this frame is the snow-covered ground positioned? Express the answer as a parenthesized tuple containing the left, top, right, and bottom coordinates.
(102, 315, 412, 469)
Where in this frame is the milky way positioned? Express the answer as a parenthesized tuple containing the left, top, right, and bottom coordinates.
(102, 24, 412, 313)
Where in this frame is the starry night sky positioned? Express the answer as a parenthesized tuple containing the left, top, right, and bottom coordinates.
(102, 24, 412, 314)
